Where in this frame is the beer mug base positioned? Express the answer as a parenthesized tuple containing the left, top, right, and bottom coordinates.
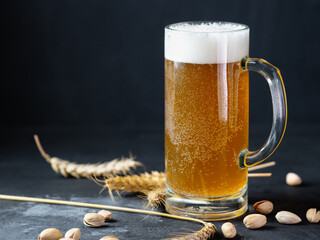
(165, 185, 248, 221)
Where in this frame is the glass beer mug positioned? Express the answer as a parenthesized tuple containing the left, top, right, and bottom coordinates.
(165, 22, 287, 220)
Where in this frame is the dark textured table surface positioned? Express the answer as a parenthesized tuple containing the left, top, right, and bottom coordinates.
(0, 123, 319, 239)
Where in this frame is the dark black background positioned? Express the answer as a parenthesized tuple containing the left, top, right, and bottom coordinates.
(2, 1, 320, 239)
(3, 0, 320, 128)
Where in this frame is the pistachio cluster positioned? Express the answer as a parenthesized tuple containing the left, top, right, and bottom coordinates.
(220, 196, 316, 239)
(82, 210, 118, 240)
(38, 228, 80, 240)
(83, 213, 105, 228)
(83, 210, 114, 228)
(38, 209, 116, 240)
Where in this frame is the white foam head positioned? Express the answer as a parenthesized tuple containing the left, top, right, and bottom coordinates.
(165, 22, 249, 64)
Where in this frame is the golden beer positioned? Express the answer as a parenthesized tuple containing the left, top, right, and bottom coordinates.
(165, 59, 249, 197)
(165, 22, 251, 219)
(164, 21, 287, 220)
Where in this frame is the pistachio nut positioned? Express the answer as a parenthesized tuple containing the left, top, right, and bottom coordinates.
(98, 210, 113, 221)
(38, 228, 63, 240)
(65, 228, 81, 240)
(306, 208, 320, 223)
(100, 236, 119, 240)
(253, 200, 274, 214)
(286, 172, 302, 186)
(275, 211, 301, 224)
(221, 222, 236, 238)
(83, 213, 105, 227)
(243, 214, 267, 229)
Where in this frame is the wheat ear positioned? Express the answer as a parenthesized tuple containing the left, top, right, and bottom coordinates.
(142, 188, 166, 209)
(104, 172, 167, 209)
(167, 223, 216, 240)
(104, 171, 165, 193)
(0, 194, 216, 240)
(34, 135, 142, 178)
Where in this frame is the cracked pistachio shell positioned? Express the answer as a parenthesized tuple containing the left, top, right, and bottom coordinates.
(306, 208, 320, 223)
(253, 200, 274, 214)
(65, 228, 81, 240)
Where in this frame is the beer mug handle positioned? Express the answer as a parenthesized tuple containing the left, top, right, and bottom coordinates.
(239, 57, 287, 168)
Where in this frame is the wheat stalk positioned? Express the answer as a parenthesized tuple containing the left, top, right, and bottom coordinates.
(247, 161, 276, 171)
(34, 135, 142, 178)
(0, 194, 216, 240)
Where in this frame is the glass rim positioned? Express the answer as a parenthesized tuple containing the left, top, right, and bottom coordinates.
(165, 21, 249, 33)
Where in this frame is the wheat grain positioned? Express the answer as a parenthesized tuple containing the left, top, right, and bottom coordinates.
(167, 223, 216, 240)
(104, 171, 165, 192)
(143, 188, 166, 209)
(34, 135, 142, 178)
(104, 171, 165, 205)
